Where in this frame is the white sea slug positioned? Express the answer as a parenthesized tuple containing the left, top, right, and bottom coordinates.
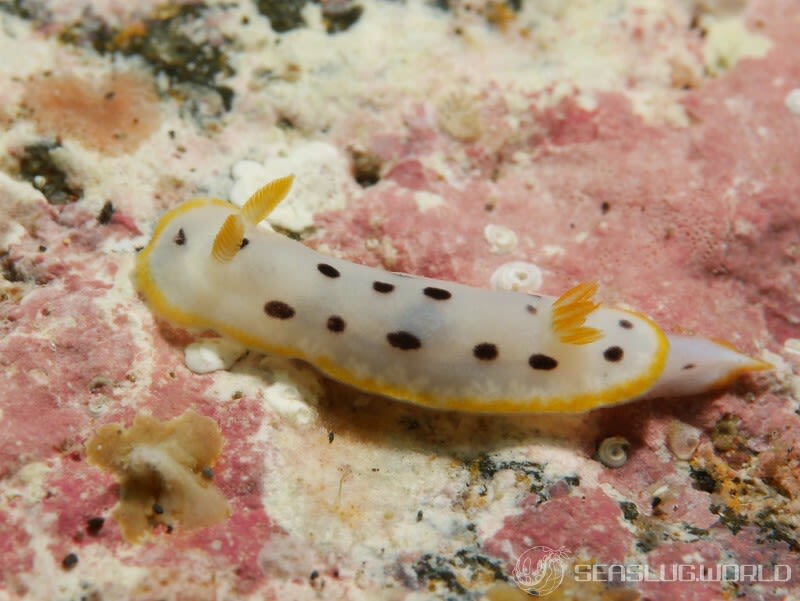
(134, 176, 771, 414)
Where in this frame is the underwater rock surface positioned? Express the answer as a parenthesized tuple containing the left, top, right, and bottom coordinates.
(0, 0, 798, 599)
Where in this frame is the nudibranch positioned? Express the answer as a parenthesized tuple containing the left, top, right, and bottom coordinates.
(134, 176, 771, 414)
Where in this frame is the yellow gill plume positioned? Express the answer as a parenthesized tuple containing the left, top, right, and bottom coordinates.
(551, 281, 604, 345)
(211, 214, 245, 263)
(240, 175, 294, 226)
(210, 175, 295, 263)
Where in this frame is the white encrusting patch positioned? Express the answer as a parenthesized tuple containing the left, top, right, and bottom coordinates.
(784, 338, 800, 355)
(785, 89, 800, 116)
(701, 16, 772, 76)
(184, 338, 247, 374)
(413, 190, 447, 213)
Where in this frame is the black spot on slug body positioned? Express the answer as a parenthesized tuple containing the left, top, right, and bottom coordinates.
(265, 300, 295, 319)
(240, 237, 249, 249)
(682, 363, 695, 370)
(174, 228, 186, 245)
(327, 315, 346, 332)
(619, 319, 633, 329)
(604, 346, 624, 362)
(526, 304, 538, 315)
(473, 343, 499, 361)
(387, 331, 422, 350)
(317, 263, 340, 278)
(423, 286, 452, 300)
(529, 354, 558, 370)
(373, 281, 395, 293)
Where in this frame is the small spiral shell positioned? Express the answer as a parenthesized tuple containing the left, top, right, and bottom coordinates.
(490, 261, 543, 293)
(87, 395, 110, 417)
(596, 436, 630, 468)
(666, 420, 702, 460)
(436, 91, 482, 141)
(483, 224, 519, 255)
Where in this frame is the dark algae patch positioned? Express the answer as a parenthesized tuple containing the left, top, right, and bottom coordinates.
(257, 1, 364, 34)
(473, 454, 544, 480)
(413, 549, 506, 596)
(17, 142, 83, 204)
(256, 0, 309, 33)
(0, 0, 34, 19)
(60, 3, 234, 112)
(321, 2, 364, 34)
(97, 201, 115, 225)
(619, 500, 639, 521)
(469, 453, 579, 501)
(689, 466, 717, 493)
(754, 508, 800, 552)
(350, 148, 382, 187)
(710, 503, 747, 535)
(617, 500, 709, 554)
(472, 453, 546, 494)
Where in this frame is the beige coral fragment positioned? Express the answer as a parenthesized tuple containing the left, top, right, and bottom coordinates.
(86, 409, 230, 543)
